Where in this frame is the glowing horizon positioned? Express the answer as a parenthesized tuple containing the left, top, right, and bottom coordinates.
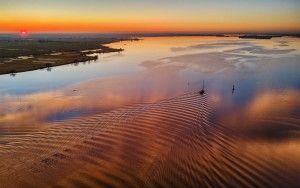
(1, 0, 300, 33)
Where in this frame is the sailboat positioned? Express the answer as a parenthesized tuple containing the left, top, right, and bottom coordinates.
(199, 80, 205, 95)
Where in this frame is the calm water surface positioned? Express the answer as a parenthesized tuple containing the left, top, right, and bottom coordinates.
(0, 36, 299, 124)
(0, 37, 299, 187)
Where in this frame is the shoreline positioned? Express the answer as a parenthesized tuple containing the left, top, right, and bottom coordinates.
(0, 38, 137, 75)
(2, 47, 123, 76)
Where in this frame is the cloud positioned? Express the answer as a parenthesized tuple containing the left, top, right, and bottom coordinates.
(171, 41, 251, 52)
(226, 45, 295, 54)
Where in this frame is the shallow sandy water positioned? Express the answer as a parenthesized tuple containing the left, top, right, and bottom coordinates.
(0, 92, 299, 187)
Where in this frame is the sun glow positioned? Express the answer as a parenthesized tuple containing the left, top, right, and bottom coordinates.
(20, 30, 28, 37)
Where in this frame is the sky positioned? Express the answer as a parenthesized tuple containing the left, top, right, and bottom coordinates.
(0, 0, 300, 33)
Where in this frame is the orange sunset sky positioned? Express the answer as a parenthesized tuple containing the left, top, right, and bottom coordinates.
(0, 0, 300, 33)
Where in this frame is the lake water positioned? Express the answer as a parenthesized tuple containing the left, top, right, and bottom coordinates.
(1, 36, 299, 124)
(0, 36, 299, 187)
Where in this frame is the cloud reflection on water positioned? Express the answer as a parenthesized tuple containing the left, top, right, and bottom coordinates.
(0, 36, 299, 136)
(0, 38, 299, 184)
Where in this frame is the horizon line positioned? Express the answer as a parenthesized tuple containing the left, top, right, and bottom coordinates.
(1, 31, 300, 35)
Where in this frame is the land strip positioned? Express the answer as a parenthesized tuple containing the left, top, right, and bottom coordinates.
(0, 37, 138, 75)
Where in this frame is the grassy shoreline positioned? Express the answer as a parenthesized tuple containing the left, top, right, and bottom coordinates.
(0, 38, 136, 75)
